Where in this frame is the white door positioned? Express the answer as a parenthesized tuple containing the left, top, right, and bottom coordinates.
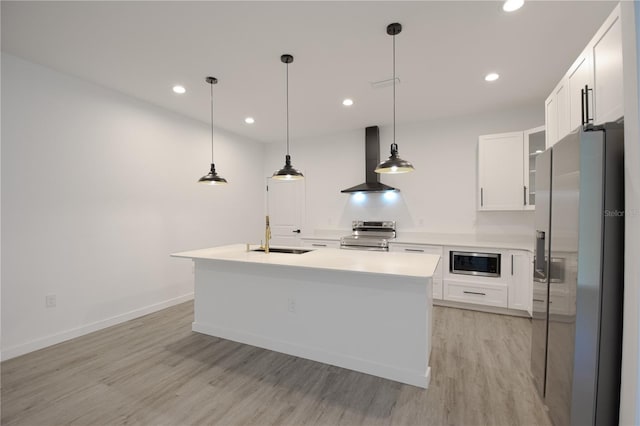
(592, 8, 623, 124)
(266, 177, 305, 247)
(508, 250, 533, 316)
(478, 132, 524, 211)
(567, 51, 593, 132)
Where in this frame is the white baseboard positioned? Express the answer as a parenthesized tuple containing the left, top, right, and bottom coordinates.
(1, 293, 194, 361)
(192, 321, 430, 389)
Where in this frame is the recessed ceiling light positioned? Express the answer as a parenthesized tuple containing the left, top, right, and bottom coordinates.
(244, 117, 255, 124)
(172, 85, 186, 94)
(342, 98, 354, 106)
(503, 0, 524, 12)
(485, 73, 500, 82)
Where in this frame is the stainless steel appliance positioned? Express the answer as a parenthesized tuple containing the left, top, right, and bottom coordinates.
(450, 251, 501, 277)
(340, 220, 396, 251)
(531, 122, 624, 426)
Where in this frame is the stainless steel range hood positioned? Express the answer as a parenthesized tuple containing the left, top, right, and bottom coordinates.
(341, 126, 398, 193)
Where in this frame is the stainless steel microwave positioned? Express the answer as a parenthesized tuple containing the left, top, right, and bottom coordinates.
(450, 251, 501, 277)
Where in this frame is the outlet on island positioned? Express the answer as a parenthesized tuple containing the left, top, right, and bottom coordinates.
(45, 294, 57, 308)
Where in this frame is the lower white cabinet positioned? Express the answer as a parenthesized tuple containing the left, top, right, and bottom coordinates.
(442, 246, 533, 316)
(389, 243, 443, 300)
(508, 250, 533, 315)
(300, 238, 340, 249)
(443, 280, 508, 308)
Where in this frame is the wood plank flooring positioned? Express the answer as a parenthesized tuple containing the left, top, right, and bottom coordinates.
(1, 302, 551, 426)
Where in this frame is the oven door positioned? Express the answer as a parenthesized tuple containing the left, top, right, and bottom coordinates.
(450, 251, 501, 277)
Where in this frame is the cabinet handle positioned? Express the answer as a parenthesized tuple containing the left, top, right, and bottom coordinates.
(311, 243, 327, 247)
(463, 291, 486, 296)
(480, 187, 484, 207)
(581, 86, 586, 126)
(533, 298, 545, 303)
(524, 186, 527, 206)
(511, 254, 514, 275)
(582, 85, 594, 126)
(292, 229, 301, 234)
(404, 248, 425, 253)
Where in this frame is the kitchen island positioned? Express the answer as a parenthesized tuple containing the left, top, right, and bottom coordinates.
(171, 244, 439, 388)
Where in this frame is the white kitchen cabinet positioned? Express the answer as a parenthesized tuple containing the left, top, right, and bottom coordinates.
(478, 132, 525, 211)
(545, 78, 570, 148)
(545, 4, 623, 140)
(523, 126, 546, 209)
(567, 51, 593, 132)
(389, 243, 443, 300)
(508, 250, 532, 315)
(443, 279, 508, 308)
(544, 93, 558, 148)
(300, 238, 340, 249)
(478, 126, 544, 211)
(591, 4, 623, 125)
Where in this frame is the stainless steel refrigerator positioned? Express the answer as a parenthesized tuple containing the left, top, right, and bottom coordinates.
(531, 122, 624, 426)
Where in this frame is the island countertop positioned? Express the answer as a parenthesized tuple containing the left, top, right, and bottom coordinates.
(172, 244, 439, 279)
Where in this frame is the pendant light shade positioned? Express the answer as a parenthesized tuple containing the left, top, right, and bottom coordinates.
(375, 23, 415, 175)
(273, 54, 304, 181)
(199, 76, 228, 185)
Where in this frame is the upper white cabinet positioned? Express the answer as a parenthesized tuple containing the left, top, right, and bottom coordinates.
(478, 126, 544, 211)
(545, 78, 570, 147)
(591, 5, 623, 124)
(524, 126, 546, 209)
(478, 132, 525, 211)
(567, 51, 593, 132)
(545, 4, 622, 147)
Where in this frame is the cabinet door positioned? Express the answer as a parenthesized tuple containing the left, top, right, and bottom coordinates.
(555, 80, 570, 142)
(545, 94, 558, 148)
(478, 132, 524, 211)
(567, 51, 594, 131)
(508, 251, 532, 315)
(592, 6, 623, 124)
(523, 126, 546, 209)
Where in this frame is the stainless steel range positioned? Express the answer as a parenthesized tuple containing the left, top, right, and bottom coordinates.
(340, 221, 396, 251)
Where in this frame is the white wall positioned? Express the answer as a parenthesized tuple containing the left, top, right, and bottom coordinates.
(266, 104, 543, 237)
(0, 54, 265, 359)
(620, 2, 640, 424)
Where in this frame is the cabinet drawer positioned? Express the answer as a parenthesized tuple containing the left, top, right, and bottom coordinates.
(301, 239, 340, 249)
(444, 280, 508, 308)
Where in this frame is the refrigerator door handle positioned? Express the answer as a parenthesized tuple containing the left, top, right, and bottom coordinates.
(534, 230, 546, 278)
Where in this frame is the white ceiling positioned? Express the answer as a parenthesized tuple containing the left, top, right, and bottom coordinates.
(1, 1, 617, 143)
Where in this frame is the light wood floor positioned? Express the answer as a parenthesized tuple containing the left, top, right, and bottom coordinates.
(1, 302, 551, 426)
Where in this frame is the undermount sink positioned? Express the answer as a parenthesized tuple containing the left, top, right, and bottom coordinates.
(251, 247, 312, 254)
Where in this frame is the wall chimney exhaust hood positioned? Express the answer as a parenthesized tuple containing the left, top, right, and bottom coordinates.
(341, 126, 398, 193)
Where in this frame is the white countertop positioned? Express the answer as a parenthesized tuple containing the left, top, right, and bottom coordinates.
(303, 231, 533, 251)
(172, 244, 438, 279)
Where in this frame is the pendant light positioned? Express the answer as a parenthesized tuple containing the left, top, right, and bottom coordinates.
(375, 23, 415, 175)
(273, 54, 304, 181)
(198, 76, 228, 185)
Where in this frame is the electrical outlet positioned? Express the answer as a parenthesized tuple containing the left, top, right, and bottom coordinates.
(287, 298, 296, 313)
(45, 294, 57, 308)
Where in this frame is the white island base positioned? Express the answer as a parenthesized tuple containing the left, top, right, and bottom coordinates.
(172, 245, 437, 388)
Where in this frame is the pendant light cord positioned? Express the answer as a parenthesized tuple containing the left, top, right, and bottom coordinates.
(392, 32, 396, 145)
(210, 81, 215, 164)
(286, 61, 290, 156)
